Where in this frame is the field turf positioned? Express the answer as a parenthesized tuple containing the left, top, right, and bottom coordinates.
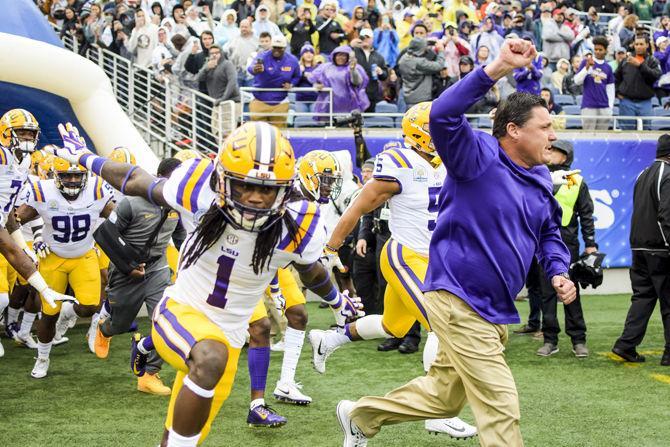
(1, 295, 669, 446)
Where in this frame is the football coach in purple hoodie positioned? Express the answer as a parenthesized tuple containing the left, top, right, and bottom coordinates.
(336, 39, 577, 447)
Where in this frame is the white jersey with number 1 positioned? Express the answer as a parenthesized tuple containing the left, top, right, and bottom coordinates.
(23, 176, 113, 258)
(160, 158, 327, 348)
(373, 146, 446, 257)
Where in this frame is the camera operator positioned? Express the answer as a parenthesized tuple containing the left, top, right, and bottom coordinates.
(397, 36, 445, 110)
(92, 158, 185, 395)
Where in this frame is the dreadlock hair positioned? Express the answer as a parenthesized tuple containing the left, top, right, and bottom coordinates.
(180, 172, 301, 275)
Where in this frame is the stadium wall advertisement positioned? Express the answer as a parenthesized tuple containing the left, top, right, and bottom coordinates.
(288, 135, 657, 268)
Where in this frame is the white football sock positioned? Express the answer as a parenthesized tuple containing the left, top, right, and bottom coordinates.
(99, 302, 111, 320)
(166, 429, 200, 447)
(250, 398, 265, 410)
(18, 312, 37, 338)
(354, 315, 388, 340)
(325, 329, 351, 350)
(279, 327, 305, 384)
(0, 293, 9, 317)
(423, 331, 439, 373)
(7, 306, 20, 326)
(37, 341, 52, 360)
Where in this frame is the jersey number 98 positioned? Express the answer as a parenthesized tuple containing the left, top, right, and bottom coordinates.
(52, 215, 91, 243)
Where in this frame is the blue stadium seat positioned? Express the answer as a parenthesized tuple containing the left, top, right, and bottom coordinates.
(651, 107, 670, 130)
(375, 101, 398, 113)
(363, 116, 395, 128)
(575, 95, 583, 106)
(614, 97, 620, 106)
(293, 116, 325, 128)
(652, 97, 661, 107)
(563, 105, 581, 129)
(555, 94, 575, 106)
(477, 117, 492, 129)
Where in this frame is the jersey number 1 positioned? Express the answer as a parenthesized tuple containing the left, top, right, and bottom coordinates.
(206, 254, 235, 309)
(427, 186, 440, 231)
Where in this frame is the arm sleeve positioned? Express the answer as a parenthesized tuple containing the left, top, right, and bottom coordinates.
(576, 180, 597, 248)
(222, 63, 238, 99)
(372, 151, 409, 187)
(428, 66, 497, 181)
(606, 83, 615, 108)
(358, 211, 374, 242)
(537, 203, 572, 278)
(573, 64, 589, 86)
(513, 68, 529, 82)
(640, 57, 663, 83)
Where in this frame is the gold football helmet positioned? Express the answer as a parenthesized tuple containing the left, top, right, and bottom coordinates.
(174, 149, 202, 163)
(53, 156, 88, 198)
(37, 150, 55, 179)
(297, 150, 343, 203)
(401, 102, 435, 155)
(217, 122, 295, 232)
(109, 146, 137, 165)
(0, 108, 40, 154)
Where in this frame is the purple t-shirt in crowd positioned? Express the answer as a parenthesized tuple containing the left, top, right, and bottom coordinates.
(579, 60, 615, 109)
(424, 67, 570, 325)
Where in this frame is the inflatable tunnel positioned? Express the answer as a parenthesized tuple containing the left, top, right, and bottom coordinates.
(0, 0, 157, 169)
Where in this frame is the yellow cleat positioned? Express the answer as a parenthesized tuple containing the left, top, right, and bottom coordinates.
(94, 319, 112, 359)
(137, 372, 172, 396)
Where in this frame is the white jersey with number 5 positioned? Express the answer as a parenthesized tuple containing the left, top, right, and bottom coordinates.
(161, 158, 326, 348)
(0, 146, 31, 228)
(24, 176, 113, 258)
(373, 146, 446, 257)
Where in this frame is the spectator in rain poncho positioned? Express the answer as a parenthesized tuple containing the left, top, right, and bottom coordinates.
(311, 45, 370, 121)
(470, 16, 504, 64)
(210, 9, 240, 46)
(253, 4, 282, 37)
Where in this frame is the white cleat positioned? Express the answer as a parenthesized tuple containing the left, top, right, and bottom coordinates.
(14, 332, 38, 349)
(31, 357, 50, 379)
(52, 335, 69, 346)
(425, 417, 478, 439)
(308, 329, 338, 374)
(336, 400, 367, 447)
(87, 313, 100, 354)
(270, 340, 285, 352)
(55, 312, 76, 341)
(273, 381, 312, 405)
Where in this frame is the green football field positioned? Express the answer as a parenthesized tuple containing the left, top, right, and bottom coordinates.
(1, 295, 669, 447)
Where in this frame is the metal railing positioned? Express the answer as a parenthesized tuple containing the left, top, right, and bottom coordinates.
(240, 87, 334, 127)
(58, 29, 235, 157)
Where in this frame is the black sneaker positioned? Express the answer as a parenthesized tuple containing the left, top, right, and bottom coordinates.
(377, 338, 402, 352)
(398, 339, 419, 354)
(612, 347, 646, 363)
(661, 350, 670, 366)
(513, 324, 540, 335)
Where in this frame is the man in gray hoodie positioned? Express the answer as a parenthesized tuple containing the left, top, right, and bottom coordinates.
(197, 45, 240, 140)
(541, 10, 574, 67)
(397, 37, 445, 110)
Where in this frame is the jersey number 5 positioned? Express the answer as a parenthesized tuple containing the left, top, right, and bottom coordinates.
(52, 215, 91, 243)
(206, 254, 235, 309)
(427, 186, 440, 231)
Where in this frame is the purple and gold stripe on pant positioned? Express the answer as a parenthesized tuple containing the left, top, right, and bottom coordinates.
(153, 298, 198, 363)
(176, 159, 214, 212)
(386, 239, 429, 324)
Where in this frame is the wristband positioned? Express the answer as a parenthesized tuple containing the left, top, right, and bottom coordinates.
(121, 166, 139, 194)
(27, 272, 48, 293)
(325, 243, 340, 253)
(80, 153, 107, 176)
(10, 229, 29, 251)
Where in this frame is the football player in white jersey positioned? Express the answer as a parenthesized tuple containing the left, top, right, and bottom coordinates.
(310, 103, 478, 440)
(0, 110, 74, 358)
(5, 150, 50, 349)
(51, 121, 363, 447)
(16, 157, 116, 378)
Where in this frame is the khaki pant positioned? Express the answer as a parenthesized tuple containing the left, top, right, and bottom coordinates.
(350, 290, 523, 447)
(249, 99, 289, 128)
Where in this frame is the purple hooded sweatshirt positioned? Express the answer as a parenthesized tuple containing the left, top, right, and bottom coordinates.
(310, 45, 370, 120)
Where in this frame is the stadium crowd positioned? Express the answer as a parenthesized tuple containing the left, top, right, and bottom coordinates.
(33, 0, 670, 129)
